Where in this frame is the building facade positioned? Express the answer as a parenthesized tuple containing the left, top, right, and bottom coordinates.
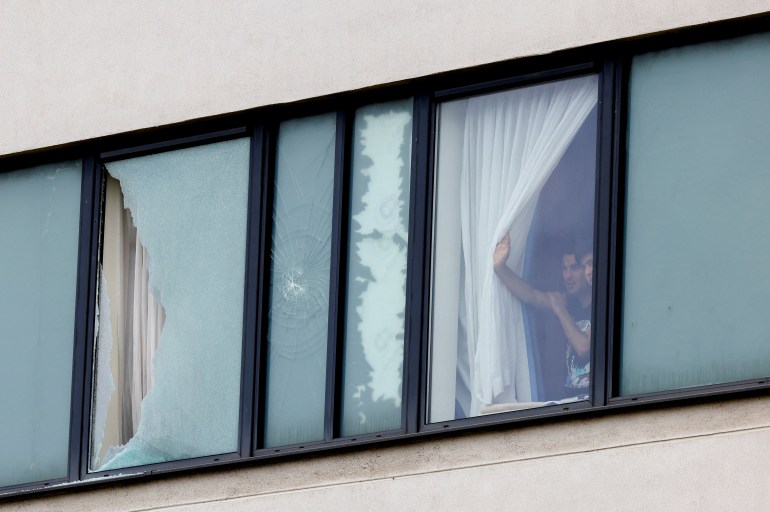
(3, 1, 770, 510)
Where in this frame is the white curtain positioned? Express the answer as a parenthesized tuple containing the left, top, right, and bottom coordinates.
(124, 243, 164, 435)
(461, 75, 597, 412)
(95, 176, 165, 459)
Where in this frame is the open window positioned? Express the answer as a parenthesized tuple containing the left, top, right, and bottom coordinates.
(428, 75, 599, 421)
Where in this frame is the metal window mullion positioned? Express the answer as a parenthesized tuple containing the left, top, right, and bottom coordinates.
(323, 110, 352, 442)
(238, 124, 264, 457)
(404, 93, 433, 434)
(253, 122, 276, 451)
(606, 56, 631, 400)
(590, 58, 620, 408)
(71, 155, 102, 480)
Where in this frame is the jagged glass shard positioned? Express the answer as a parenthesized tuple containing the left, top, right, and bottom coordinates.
(90, 270, 116, 470)
(90, 138, 249, 471)
(341, 99, 413, 436)
(264, 113, 336, 448)
(0, 161, 81, 487)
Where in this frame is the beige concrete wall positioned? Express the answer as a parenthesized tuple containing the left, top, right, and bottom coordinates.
(5, 396, 770, 511)
(2, 0, 770, 157)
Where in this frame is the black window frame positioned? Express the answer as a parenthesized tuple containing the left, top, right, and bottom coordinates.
(420, 62, 610, 430)
(2, 14, 770, 499)
(607, 24, 770, 407)
(84, 127, 255, 481)
(253, 98, 422, 454)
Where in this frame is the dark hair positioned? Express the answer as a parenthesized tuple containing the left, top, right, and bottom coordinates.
(575, 240, 593, 260)
(560, 243, 592, 261)
(561, 230, 592, 260)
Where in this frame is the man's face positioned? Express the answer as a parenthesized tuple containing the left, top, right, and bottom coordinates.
(562, 254, 586, 296)
(581, 252, 593, 286)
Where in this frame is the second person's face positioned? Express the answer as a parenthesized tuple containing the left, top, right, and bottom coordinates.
(581, 252, 593, 286)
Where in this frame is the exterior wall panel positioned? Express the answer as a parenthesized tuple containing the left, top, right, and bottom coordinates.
(2, 0, 769, 155)
(7, 396, 770, 511)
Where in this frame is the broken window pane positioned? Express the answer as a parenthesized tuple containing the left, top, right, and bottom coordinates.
(341, 99, 413, 436)
(264, 113, 336, 448)
(89, 138, 250, 471)
(0, 161, 81, 487)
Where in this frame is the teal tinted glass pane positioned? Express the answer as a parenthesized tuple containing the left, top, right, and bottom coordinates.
(621, 32, 770, 395)
(0, 161, 81, 487)
(90, 139, 250, 471)
(265, 113, 336, 447)
(341, 98, 413, 436)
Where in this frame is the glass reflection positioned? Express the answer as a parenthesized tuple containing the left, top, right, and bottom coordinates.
(341, 98, 413, 436)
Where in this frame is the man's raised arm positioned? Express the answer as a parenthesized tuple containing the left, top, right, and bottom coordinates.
(493, 233, 550, 310)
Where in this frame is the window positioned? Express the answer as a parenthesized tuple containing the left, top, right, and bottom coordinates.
(428, 75, 599, 422)
(340, 99, 413, 436)
(262, 98, 414, 449)
(619, 31, 770, 396)
(0, 161, 82, 488)
(89, 139, 250, 471)
(264, 113, 337, 448)
(3, 20, 770, 496)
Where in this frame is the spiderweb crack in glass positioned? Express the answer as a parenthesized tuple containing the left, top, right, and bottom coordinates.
(269, 130, 334, 359)
(270, 207, 332, 345)
(264, 112, 336, 447)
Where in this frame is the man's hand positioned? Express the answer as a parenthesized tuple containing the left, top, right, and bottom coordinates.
(493, 233, 511, 270)
(492, 232, 550, 310)
(549, 291, 590, 357)
(548, 291, 567, 314)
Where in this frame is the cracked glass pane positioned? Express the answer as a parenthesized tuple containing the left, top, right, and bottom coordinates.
(89, 138, 249, 471)
(341, 98, 413, 436)
(0, 161, 81, 487)
(264, 113, 336, 448)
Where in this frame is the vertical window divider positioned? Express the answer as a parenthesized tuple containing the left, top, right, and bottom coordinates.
(591, 60, 618, 408)
(74, 155, 103, 479)
(419, 93, 438, 431)
(239, 125, 264, 457)
(405, 93, 432, 434)
(253, 122, 276, 452)
(324, 110, 352, 442)
(607, 57, 630, 401)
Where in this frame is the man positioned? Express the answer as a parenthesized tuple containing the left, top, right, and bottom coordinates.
(493, 233, 592, 395)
